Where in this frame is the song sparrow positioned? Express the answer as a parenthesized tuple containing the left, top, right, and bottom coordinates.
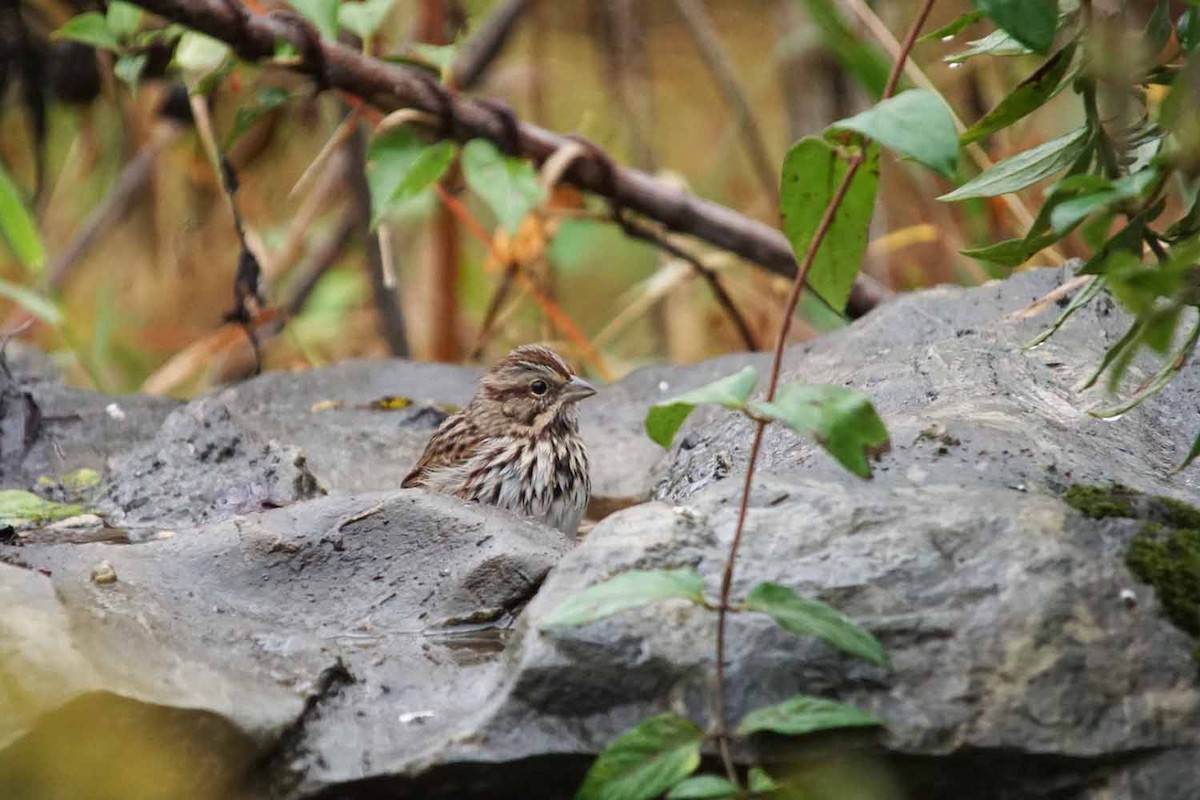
(402, 345, 596, 535)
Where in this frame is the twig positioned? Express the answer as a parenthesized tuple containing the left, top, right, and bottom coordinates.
(615, 214, 759, 351)
(449, 0, 529, 90)
(711, 0, 937, 787)
(470, 261, 519, 359)
(43, 121, 184, 289)
(592, 0, 657, 170)
(346, 123, 410, 356)
(289, 108, 359, 200)
(123, 0, 891, 317)
(674, 0, 779, 209)
(434, 183, 613, 379)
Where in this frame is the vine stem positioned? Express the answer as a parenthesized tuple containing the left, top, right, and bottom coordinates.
(710, 0, 937, 787)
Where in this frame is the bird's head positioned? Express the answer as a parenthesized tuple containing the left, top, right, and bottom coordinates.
(477, 344, 596, 430)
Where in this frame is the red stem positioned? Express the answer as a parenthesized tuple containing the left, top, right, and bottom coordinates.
(710, 0, 937, 786)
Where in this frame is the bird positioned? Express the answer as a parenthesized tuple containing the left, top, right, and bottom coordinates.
(402, 344, 596, 535)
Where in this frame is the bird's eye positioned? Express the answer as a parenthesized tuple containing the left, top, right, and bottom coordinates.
(530, 379, 549, 396)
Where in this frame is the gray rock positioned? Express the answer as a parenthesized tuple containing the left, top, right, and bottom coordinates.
(214, 359, 481, 494)
(214, 357, 666, 521)
(0, 491, 571, 799)
(0, 349, 177, 490)
(98, 397, 324, 529)
(470, 476, 1200, 799)
(3, 268, 1199, 799)
(659, 268, 1200, 504)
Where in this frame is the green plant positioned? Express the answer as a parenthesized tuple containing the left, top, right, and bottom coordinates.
(537, 4, 962, 797)
(933, 0, 1200, 469)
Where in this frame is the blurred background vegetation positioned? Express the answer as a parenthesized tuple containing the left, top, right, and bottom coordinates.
(0, 0, 1117, 396)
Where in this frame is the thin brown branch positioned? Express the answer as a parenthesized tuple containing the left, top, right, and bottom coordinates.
(711, 0, 937, 786)
(615, 213, 759, 351)
(673, 0, 779, 209)
(346, 124, 410, 356)
(124, 0, 890, 317)
(44, 120, 184, 289)
(449, 0, 529, 90)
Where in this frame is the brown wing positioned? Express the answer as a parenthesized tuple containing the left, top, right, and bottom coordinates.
(401, 411, 486, 488)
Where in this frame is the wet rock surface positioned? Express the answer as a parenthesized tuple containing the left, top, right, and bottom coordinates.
(1, 269, 1198, 799)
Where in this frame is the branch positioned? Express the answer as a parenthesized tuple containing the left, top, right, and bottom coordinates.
(449, 0, 529, 90)
(126, 0, 890, 318)
(674, 0, 778, 209)
(711, 0, 937, 787)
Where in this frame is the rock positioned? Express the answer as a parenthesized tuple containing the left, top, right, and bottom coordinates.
(214, 357, 666, 521)
(4, 268, 1200, 799)
(213, 359, 481, 494)
(97, 397, 324, 530)
(0, 347, 177, 490)
(475, 476, 1200, 799)
(89, 559, 116, 584)
(0, 491, 571, 799)
(659, 268, 1200, 504)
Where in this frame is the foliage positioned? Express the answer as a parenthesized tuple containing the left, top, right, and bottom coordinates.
(0, 490, 85, 526)
(937, 0, 1200, 467)
(0, 163, 44, 274)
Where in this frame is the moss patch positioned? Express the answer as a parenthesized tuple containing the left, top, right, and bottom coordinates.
(1063, 483, 1138, 519)
(1064, 483, 1200, 665)
(1127, 523, 1200, 638)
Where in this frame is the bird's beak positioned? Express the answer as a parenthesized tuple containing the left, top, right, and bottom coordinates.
(562, 375, 597, 403)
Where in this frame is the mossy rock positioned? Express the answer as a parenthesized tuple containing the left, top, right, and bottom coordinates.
(1064, 483, 1200, 664)
(1127, 523, 1200, 639)
(1064, 482, 1200, 529)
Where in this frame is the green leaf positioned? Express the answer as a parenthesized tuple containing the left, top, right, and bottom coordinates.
(1089, 318, 1200, 419)
(940, 127, 1091, 201)
(665, 776, 739, 800)
(1179, 8, 1200, 53)
(223, 87, 292, 150)
(1049, 169, 1159, 234)
(540, 569, 705, 630)
(106, 1, 143, 40)
(339, 0, 396, 39)
(748, 768, 779, 793)
(289, 0, 340, 38)
(960, 44, 1076, 145)
(960, 232, 1059, 266)
(0, 164, 45, 274)
(577, 714, 704, 800)
(461, 139, 544, 233)
(744, 581, 889, 668)
(412, 42, 460, 73)
(114, 53, 148, 91)
(1174, 432, 1200, 473)
(974, 0, 1058, 53)
(1079, 317, 1143, 391)
(749, 383, 889, 478)
(367, 128, 456, 223)
(830, 90, 959, 178)
(946, 28, 1033, 63)
(736, 695, 882, 737)
(0, 490, 84, 526)
(780, 138, 879, 313)
(54, 12, 119, 50)
(1024, 275, 1105, 349)
(795, 0, 890, 97)
(920, 10, 986, 42)
(644, 366, 758, 449)
(175, 31, 231, 87)
(0, 279, 61, 326)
